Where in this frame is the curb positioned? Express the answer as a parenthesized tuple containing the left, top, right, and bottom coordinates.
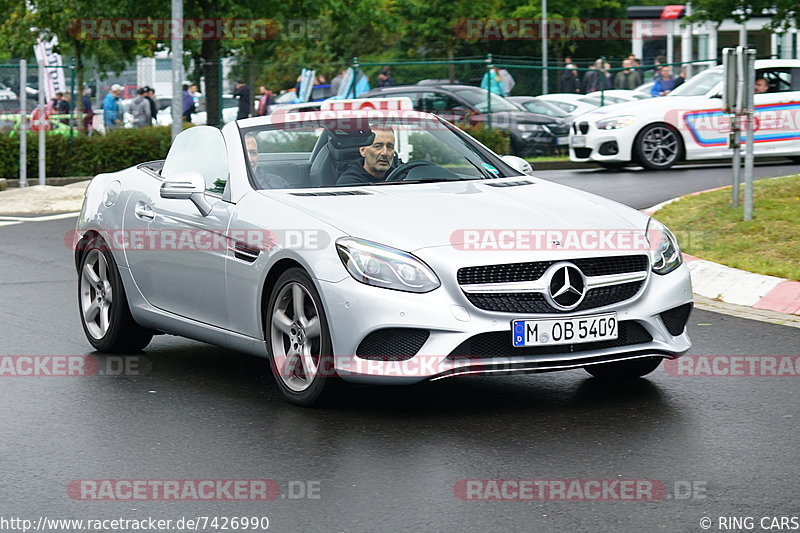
(4, 177, 91, 188)
(645, 184, 800, 317)
(530, 155, 796, 171)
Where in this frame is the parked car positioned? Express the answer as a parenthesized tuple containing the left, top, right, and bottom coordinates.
(74, 109, 693, 405)
(272, 84, 335, 107)
(537, 93, 603, 117)
(361, 84, 571, 156)
(584, 90, 652, 102)
(569, 59, 800, 169)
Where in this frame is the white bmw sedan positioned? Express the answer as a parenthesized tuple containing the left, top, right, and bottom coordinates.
(74, 109, 693, 405)
(569, 60, 800, 169)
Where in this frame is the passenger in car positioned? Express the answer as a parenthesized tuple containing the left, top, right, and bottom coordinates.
(245, 135, 291, 189)
(336, 128, 396, 185)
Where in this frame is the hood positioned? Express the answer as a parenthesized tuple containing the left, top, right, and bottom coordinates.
(258, 178, 648, 253)
(579, 96, 720, 122)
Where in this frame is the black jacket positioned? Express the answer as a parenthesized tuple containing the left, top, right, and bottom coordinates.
(337, 159, 383, 185)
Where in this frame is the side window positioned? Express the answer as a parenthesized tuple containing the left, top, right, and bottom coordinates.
(417, 92, 460, 112)
(162, 126, 229, 194)
(384, 91, 422, 109)
(756, 69, 793, 93)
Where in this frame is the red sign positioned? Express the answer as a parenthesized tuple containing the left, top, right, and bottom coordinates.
(29, 108, 51, 132)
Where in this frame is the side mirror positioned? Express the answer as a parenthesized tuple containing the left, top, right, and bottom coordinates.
(501, 155, 534, 176)
(160, 170, 212, 216)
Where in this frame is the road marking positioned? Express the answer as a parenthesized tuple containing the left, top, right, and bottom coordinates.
(0, 212, 80, 223)
(0, 221, 21, 228)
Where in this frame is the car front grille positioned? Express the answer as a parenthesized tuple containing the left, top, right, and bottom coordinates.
(458, 255, 649, 314)
(458, 256, 648, 285)
(573, 147, 592, 158)
(447, 321, 653, 359)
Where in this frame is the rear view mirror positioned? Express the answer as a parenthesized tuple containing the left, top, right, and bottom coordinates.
(501, 155, 534, 176)
(160, 170, 212, 216)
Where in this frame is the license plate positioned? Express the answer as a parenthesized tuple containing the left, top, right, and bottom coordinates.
(556, 136, 569, 145)
(512, 313, 618, 347)
(570, 136, 586, 147)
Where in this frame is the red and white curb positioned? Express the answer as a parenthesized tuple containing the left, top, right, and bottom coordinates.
(645, 187, 800, 317)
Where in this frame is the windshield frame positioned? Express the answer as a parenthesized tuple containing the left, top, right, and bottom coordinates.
(237, 112, 521, 190)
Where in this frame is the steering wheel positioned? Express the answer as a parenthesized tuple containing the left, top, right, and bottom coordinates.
(383, 160, 438, 182)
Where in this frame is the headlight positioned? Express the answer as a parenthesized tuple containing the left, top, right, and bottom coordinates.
(516, 123, 545, 132)
(336, 237, 440, 293)
(646, 218, 682, 275)
(595, 116, 638, 130)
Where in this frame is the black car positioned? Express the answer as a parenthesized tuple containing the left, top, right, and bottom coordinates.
(360, 84, 571, 157)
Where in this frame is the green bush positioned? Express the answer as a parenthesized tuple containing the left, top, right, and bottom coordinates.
(0, 127, 173, 179)
(457, 123, 511, 155)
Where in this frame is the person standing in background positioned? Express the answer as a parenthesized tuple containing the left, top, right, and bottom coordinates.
(130, 87, 151, 128)
(81, 88, 94, 133)
(498, 68, 515, 96)
(143, 87, 158, 125)
(234, 81, 251, 120)
(102, 84, 123, 131)
(181, 83, 195, 123)
(614, 59, 642, 90)
(558, 64, 581, 94)
(481, 66, 506, 96)
(257, 85, 273, 116)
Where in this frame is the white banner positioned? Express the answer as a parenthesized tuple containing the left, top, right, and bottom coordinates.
(34, 35, 67, 103)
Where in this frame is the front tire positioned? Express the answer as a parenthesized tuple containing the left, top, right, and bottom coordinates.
(634, 123, 683, 170)
(584, 357, 662, 379)
(78, 237, 153, 352)
(266, 268, 342, 406)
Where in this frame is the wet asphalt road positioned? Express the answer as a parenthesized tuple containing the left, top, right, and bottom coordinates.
(0, 163, 798, 532)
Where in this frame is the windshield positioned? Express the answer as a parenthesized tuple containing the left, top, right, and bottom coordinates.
(240, 114, 515, 190)
(451, 88, 519, 113)
(669, 68, 724, 97)
(520, 99, 569, 117)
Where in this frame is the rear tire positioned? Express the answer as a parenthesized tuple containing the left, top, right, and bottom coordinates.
(265, 268, 343, 406)
(584, 357, 662, 379)
(78, 237, 153, 352)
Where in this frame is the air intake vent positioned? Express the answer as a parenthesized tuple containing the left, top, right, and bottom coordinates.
(660, 303, 693, 336)
(485, 180, 534, 188)
(356, 328, 430, 361)
(290, 190, 372, 197)
(233, 242, 260, 263)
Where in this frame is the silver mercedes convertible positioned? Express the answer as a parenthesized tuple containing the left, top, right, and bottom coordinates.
(74, 109, 692, 405)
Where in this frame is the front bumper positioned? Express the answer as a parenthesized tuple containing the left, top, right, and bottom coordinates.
(568, 119, 638, 164)
(317, 261, 693, 385)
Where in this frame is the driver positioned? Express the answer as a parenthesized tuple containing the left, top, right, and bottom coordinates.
(337, 127, 395, 185)
(245, 135, 290, 189)
(754, 77, 770, 94)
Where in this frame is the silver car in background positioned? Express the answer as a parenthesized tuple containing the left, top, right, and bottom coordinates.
(74, 109, 693, 405)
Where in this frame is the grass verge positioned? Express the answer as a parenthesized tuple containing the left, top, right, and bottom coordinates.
(654, 175, 800, 281)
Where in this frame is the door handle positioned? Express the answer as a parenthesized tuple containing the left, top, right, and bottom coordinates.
(134, 203, 155, 221)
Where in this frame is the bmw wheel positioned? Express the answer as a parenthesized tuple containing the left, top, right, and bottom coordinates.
(266, 268, 342, 406)
(634, 123, 683, 170)
(78, 237, 154, 352)
(584, 357, 662, 379)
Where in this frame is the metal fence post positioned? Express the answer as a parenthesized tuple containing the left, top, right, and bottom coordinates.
(69, 62, 76, 141)
(349, 57, 359, 99)
(19, 59, 27, 188)
(743, 49, 755, 221)
(486, 54, 492, 131)
(171, 0, 184, 141)
(38, 60, 46, 186)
